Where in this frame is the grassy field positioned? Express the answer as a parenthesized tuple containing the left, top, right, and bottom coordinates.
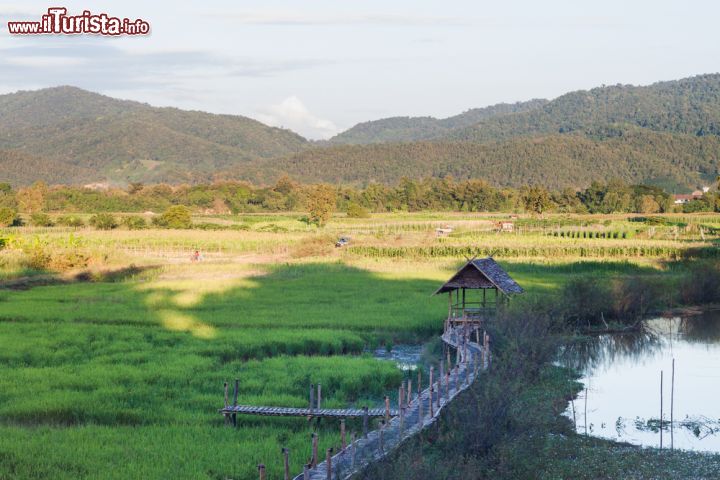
(0, 212, 718, 479)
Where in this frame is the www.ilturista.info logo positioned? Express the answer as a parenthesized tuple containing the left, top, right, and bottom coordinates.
(7, 7, 150, 35)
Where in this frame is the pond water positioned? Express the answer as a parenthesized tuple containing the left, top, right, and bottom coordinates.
(372, 344, 423, 371)
(560, 311, 720, 452)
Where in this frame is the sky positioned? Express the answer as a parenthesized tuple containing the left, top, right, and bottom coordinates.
(1, 1, 719, 139)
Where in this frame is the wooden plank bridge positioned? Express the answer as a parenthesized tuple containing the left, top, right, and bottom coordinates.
(219, 405, 396, 418)
(220, 325, 490, 480)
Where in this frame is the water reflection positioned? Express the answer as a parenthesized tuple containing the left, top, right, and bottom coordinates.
(560, 310, 720, 452)
(372, 344, 422, 371)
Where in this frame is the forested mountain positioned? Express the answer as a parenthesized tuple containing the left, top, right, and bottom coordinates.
(0, 149, 95, 185)
(329, 99, 548, 144)
(0, 87, 308, 184)
(2, 75, 720, 189)
(241, 126, 719, 190)
(449, 74, 720, 142)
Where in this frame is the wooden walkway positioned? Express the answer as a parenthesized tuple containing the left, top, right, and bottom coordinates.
(219, 405, 396, 418)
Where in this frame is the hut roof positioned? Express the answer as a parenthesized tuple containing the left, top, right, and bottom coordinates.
(434, 257, 524, 295)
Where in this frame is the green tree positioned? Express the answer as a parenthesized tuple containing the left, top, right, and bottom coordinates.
(123, 215, 147, 230)
(0, 207, 17, 227)
(89, 213, 119, 230)
(306, 184, 336, 226)
(30, 212, 54, 227)
(346, 202, 370, 218)
(155, 205, 192, 229)
(521, 186, 552, 215)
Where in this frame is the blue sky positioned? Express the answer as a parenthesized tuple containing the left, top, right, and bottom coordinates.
(1, 1, 719, 138)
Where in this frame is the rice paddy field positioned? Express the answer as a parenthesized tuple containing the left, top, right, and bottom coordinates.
(0, 212, 718, 479)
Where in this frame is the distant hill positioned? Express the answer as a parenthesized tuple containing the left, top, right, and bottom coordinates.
(3, 75, 720, 190)
(448, 74, 720, 142)
(242, 126, 720, 190)
(329, 99, 548, 144)
(0, 149, 95, 186)
(0, 86, 308, 185)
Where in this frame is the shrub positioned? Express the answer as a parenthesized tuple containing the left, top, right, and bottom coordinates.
(56, 215, 85, 227)
(0, 207, 17, 227)
(611, 276, 665, 320)
(89, 213, 118, 230)
(30, 212, 54, 227)
(346, 203, 370, 218)
(123, 215, 147, 230)
(680, 263, 720, 304)
(561, 277, 612, 326)
(154, 205, 192, 229)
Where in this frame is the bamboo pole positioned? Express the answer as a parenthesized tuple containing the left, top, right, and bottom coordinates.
(312, 433, 319, 468)
(429, 366, 434, 417)
(584, 387, 588, 436)
(340, 419, 346, 450)
(282, 448, 290, 480)
(223, 381, 229, 425)
(232, 378, 239, 427)
(326, 448, 333, 480)
(671, 359, 675, 451)
(351, 432, 356, 468)
(660, 370, 664, 450)
(362, 406, 369, 438)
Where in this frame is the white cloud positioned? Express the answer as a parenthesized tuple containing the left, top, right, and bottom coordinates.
(6, 56, 86, 67)
(202, 10, 468, 26)
(256, 96, 339, 140)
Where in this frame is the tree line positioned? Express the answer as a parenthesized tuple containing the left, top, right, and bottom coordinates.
(0, 177, 718, 228)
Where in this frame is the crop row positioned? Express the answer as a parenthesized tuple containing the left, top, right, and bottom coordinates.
(347, 245, 720, 259)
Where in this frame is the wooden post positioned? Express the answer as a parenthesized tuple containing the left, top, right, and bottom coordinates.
(671, 358, 675, 450)
(351, 432, 356, 467)
(303, 464, 310, 480)
(439, 362, 444, 401)
(362, 406, 369, 438)
(660, 370, 663, 450)
(429, 366, 434, 418)
(340, 419, 346, 450)
(418, 387, 423, 421)
(232, 378, 239, 427)
(310, 384, 315, 412)
(257, 464, 266, 480)
(407, 379, 412, 405)
(384, 396, 390, 423)
(379, 421, 385, 453)
(326, 448, 333, 480)
(312, 433, 319, 468)
(223, 381, 229, 425)
(436, 364, 441, 410)
(282, 448, 290, 480)
(317, 384, 322, 410)
(584, 387, 588, 436)
(487, 335, 492, 368)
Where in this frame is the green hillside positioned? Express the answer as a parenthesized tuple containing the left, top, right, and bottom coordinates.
(0, 86, 308, 184)
(449, 74, 720, 142)
(245, 126, 719, 190)
(329, 99, 548, 144)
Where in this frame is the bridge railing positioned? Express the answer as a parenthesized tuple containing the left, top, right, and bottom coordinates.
(293, 326, 488, 480)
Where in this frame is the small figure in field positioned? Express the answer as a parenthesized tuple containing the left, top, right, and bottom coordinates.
(191, 250, 201, 262)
